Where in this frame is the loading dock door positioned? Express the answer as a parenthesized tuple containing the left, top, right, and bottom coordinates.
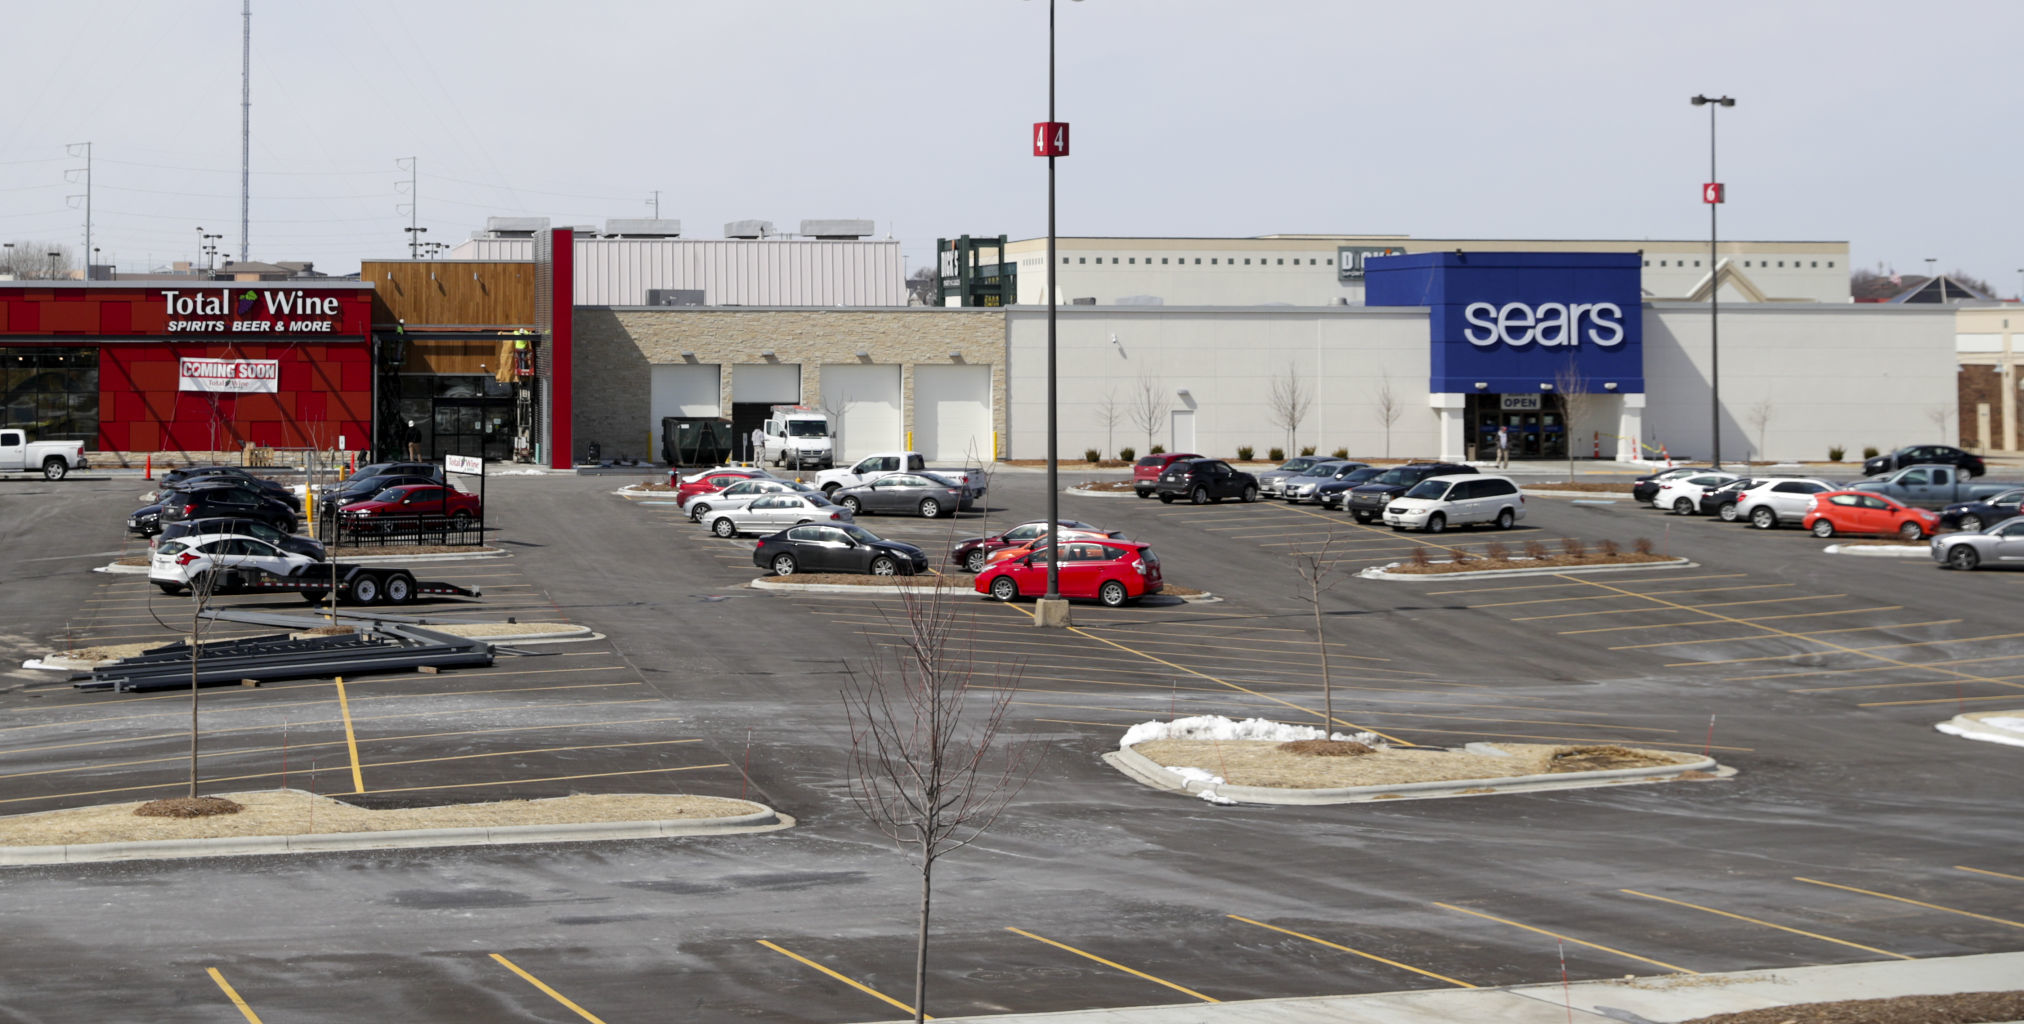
(731, 363, 803, 461)
(821, 364, 902, 461)
(914, 364, 993, 462)
(649, 364, 721, 453)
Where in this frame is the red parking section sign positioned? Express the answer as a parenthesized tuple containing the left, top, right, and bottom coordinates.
(1703, 182, 1725, 204)
(1033, 122, 1070, 157)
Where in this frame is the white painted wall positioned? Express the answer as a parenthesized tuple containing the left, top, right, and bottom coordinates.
(649, 363, 721, 441)
(820, 363, 902, 460)
(912, 364, 993, 462)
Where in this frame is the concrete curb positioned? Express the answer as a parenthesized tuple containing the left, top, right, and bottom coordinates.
(1823, 543, 1929, 559)
(1935, 712, 2024, 749)
(1106, 745, 1728, 805)
(1064, 486, 1140, 499)
(0, 806, 794, 866)
(93, 562, 149, 575)
(1360, 557, 1695, 582)
(748, 578, 1218, 604)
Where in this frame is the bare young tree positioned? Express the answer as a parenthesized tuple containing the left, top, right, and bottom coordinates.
(1373, 377, 1403, 458)
(843, 584, 1037, 1023)
(1746, 399, 1775, 464)
(817, 388, 854, 470)
(1928, 402, 1956, 442)
(1124, 373, 1171, 454)
(1094, 386, 1121, 460)
(1267, 363, 1312, 456)
(1288, 532, 1348, 738)
(1552, 358, 1598, 480)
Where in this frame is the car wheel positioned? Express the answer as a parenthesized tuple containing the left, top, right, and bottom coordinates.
(384, 571, 415, 605)
(689, 503, 710, 522)
(1673, 497, 1694, 515)
(1136, 489, 1152, 500)
(965, 549, 988, 573)
(1098, 580, 1128, 608)
(154, 581, 183, 595)
(870, 556, 898, 576)
(1948, 546, 1981, 571)
(1898, 521, 1925, 541)
(1158, 495, 1174, 504)
(280, 517, 297, 534)
(1190, 487, 1208, 505)
(770, 553, 798, 576)
(990, 575, 1019, 602)
(1717, 501, 1739, 522)
(919, 498, 942, 519)
(1425, 513, 1446, 534)
(1242, 485, 1258, 503)
(820, 483, 841, 497)
(42, 457, 67, 481)
(1750, 507, 1777, 529)
(351, 573, 381, 605)
(451, 510, 472, 529)
(712, 517, 738, 538)
(1495, 508, 1515, 530)
(1811, 519, 1836, 538)
(841, 496, 862, 514)
(1958, 513, 1983, 532)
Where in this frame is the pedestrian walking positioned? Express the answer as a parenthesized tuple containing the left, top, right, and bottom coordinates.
(1495, 423, 1510, 469)
(750, 426, 766, 465)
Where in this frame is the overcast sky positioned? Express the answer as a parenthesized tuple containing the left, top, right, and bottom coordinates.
(2, 0, 2017, 294)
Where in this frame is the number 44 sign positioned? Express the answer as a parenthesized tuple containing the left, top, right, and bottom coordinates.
(1032, 122, 1070, 157)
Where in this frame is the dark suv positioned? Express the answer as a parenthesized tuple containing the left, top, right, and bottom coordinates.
(1315, 465, 1386, 509)
(157, 465, 301, 511)
(1133, 452, 1203, 498)
(154, 482, 300, 534)
(1154, 458, 1259, 504)
(1343, 462, 1475, 522)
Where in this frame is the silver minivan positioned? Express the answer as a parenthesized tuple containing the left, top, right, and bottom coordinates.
(1381, 474, 1525, 533)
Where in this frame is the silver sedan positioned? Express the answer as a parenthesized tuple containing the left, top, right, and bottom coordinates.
(706, 492, 853, 537)
(1930, 515, 2024, 571)
(683, 478, 817, 522)
(830, 472, 973, 519)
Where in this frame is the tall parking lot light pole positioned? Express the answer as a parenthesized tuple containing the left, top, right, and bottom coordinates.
(1031, 0, 1078, 625)
(1692, 94, 1734, 468)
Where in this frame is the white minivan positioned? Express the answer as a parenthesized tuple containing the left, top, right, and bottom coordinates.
(1381, 474, 1525, 533)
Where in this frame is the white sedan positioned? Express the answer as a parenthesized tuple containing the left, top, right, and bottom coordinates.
(1651, 471, 1741, 515)
(150, 533, 321, 595)
(707, 493, 854, 537)
(681, 478, 818, 522)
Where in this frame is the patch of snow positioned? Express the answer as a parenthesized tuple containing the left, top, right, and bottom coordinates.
(1983, 716, 2024, 732)
(1169, 766, 1236, 804)
(1122, 714, 1383, 749)
(1937, 717, 2024, 749)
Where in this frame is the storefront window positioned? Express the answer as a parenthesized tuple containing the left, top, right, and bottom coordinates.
(2, 347, 97, 442)
(396, 373, 516, 462)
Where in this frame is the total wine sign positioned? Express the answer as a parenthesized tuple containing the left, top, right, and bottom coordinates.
(161, 289, 343, 334)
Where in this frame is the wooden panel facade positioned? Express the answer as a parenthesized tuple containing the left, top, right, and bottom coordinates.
(365, 261, 535, 327)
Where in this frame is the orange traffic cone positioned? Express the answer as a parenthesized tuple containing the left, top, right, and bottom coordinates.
(144, 453, 152, 480)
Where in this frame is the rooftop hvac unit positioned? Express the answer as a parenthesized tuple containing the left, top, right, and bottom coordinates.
(604, 218, 682, 238)
(725, 220, 775, 239)
(646, 289, 706, 307)
(800, 218, 874, 240)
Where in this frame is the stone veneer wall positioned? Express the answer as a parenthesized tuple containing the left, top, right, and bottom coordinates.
(571, 307, 1006, 462)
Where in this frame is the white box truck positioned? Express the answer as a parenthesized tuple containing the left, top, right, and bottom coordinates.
(757, 405, 834, 469)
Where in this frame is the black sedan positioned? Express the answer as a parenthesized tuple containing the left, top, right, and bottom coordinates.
(1863, 444, 1986, 479)
(830, 471, 973, 519)
(753, 523, 929, 577)
(1630, 466, 1719, 504)
(949, 519, 1111, 573)
(1940, 487, 2024, 532)
(1154, 458, 1259, 504)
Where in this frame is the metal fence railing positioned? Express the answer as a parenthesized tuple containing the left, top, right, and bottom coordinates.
(315, 514, 486, 549)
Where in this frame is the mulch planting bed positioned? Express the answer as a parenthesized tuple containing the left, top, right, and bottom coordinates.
(1382, 552, 1676, 575)
(1679, 990, 2024, 1024)
(1129, 741, 1693, 789)
(1072, 480, 1138, 492)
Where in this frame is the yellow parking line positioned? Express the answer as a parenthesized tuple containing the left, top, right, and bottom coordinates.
(757, 940, 925, 1018)
(1618, 890, 1911, 959)
(1226, 915, 1475, 987)
(1609, 621, 1961, 650)
(207, 967, 265, 1024)
(1006, 926, 1219, 1002)
(1669, 631, 2024, 668)
(1557, 606, 1907, 636)
(1514, 594, 1845, 622)
(1958, 865, 2024, 883)
(1858, 693, 2022, 708)
(1432, 903, 1697, 974)
(1794, 878, 2024, 929)
(490, 953, 611, 1024)
(334, 676, 364, 795)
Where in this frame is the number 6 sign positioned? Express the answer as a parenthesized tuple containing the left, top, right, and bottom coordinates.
(1033, 122, 1070, 157)
(1703, 182, 1725, 204)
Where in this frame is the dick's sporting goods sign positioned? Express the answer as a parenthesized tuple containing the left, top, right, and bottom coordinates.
(178, 358, 280, 394)
(1363, 251, 1644, 396)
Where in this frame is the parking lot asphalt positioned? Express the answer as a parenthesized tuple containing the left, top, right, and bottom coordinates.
(1, 467, 2019, 1022)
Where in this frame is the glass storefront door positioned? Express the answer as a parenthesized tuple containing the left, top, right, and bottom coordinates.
(396, 374, 515, 462)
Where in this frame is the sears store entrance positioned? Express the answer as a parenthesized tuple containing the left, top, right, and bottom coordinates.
(1467, 393, 1565, 461)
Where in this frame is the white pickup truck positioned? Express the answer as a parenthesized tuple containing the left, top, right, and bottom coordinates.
(0, 429, 88, 480)
(815, 451, 987, 500)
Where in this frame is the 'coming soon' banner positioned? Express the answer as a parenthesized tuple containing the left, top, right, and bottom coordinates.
(178, 358, 280, 394)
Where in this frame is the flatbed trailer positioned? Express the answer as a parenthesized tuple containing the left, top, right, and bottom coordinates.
(234, 564, 482, 606)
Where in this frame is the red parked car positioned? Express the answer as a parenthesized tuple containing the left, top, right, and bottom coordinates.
(1801, 490, 1940, 540)
(672, 467, 771, 504)
(975, 538, 1163, 607)
(1134, 452, 1204, 498)
(947, 519, 1118, 572)
(339, 484, 482, 532)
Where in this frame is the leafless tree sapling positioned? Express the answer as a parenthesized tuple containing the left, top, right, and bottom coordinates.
(1125, 373, 1172, 454)
(1373, 377, 1403, 458)
(1552, 358, 1597, 480)
(1094, 386, 1121, 461)
(1288, 532, 1349, 740)
(1268, 363, 1312, 457)
(1746, 399, 1774, 463)
(843, 585, 1037, 1023)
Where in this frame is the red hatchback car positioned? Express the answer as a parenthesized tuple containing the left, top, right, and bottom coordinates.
(1802, 490, 1941, 540)
(339, 484, 482, 531)
(672, 468, 770, 504)
(974, 538, 1163, 607)
(1134, 452, 1204, 498)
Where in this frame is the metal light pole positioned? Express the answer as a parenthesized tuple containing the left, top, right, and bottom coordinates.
(1691, 94, 1734, 468)
(1032, 0, 1079, 625)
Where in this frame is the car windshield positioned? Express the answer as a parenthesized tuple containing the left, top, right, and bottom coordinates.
(1277, 458, 1317, 472)
(1340, 467, 1383, 484)
(1404, 479, 1448, 499)
(785, 420, 828, 437)
(839, 524, 878, 544)
(1371, 468, 1413, 486)
(1300, 463, 1339, 477)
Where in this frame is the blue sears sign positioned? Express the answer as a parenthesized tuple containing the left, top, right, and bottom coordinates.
(1364, 252, 1644, 395)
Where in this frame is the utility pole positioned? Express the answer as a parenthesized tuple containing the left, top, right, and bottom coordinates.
(395, 156, 418, 256)
(1690, 93, 1734, 468)
(647, 190, 661, 219)
(66, 142, 91, 279)
(240, 0, 251, 264)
